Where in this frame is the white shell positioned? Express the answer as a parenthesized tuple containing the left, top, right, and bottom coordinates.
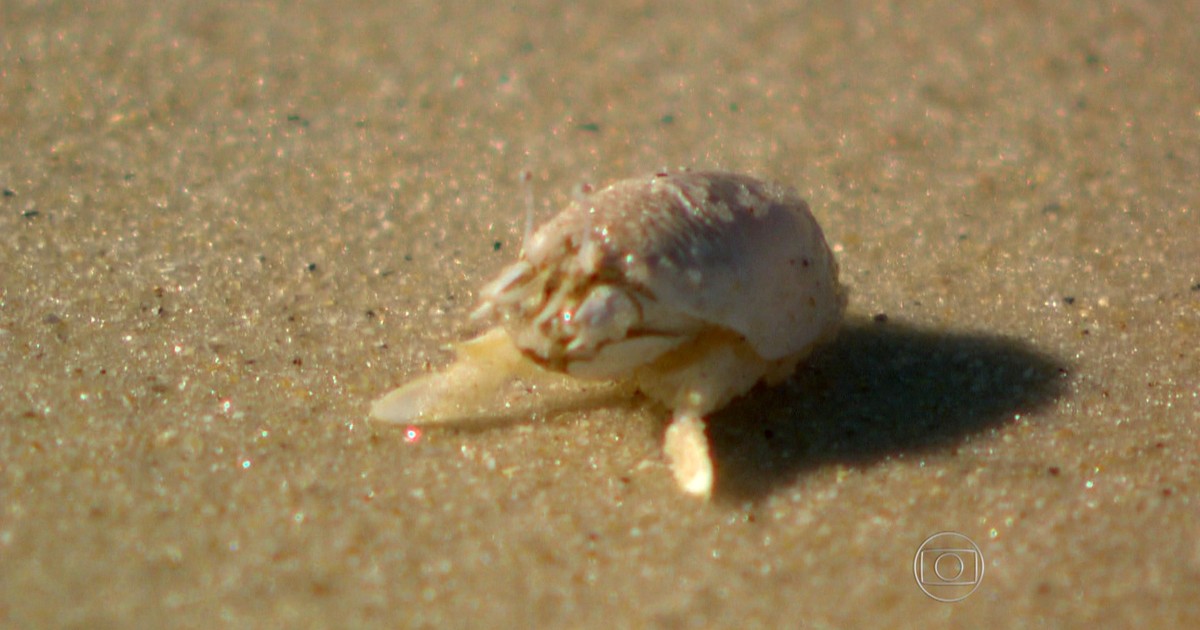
(372, 170, 846, 497)
(496, 171, 842, 368)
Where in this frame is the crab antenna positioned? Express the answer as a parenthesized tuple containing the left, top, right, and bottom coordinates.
(572, 179, 597, 261)
(519, 169, 534, 254)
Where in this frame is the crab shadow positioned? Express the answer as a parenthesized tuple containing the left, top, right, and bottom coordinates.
(706, 317, 1069, 502)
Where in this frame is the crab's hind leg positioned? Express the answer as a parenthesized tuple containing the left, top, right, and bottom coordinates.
(664, 413, 714, 497)
(637, 331, 780, 498)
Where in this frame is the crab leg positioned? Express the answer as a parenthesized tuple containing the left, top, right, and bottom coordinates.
(626, 334, 758, 497)
(663, 413, 715, 497)
(371, 327, 628, 425)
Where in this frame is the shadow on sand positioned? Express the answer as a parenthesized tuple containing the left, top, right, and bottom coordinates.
(706, 317, 1069, 502)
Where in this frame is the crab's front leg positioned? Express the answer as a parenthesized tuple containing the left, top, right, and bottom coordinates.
(372, 326, 631, 425)
(371, 327, 536, 424)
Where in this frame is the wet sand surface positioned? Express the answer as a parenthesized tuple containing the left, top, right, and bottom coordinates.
(2, 1, 1198, 627)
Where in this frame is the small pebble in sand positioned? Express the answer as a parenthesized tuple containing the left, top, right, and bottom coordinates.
(371, 170, 845, 498)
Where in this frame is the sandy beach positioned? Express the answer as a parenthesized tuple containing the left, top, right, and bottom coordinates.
(2, 0, 1198, 626)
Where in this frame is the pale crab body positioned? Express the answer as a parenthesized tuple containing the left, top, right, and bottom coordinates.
(372, 170, 845, 497)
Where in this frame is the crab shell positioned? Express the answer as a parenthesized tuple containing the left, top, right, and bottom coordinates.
(473, 170, 844, 413)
